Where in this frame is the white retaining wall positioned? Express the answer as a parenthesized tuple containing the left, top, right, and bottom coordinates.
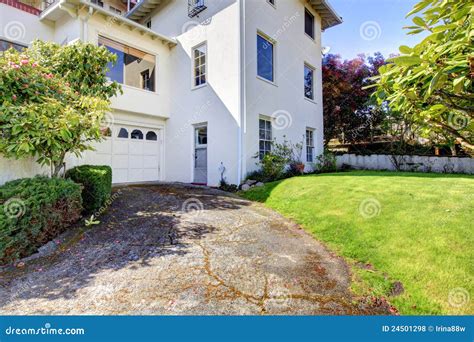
(336, 154, 474, 174)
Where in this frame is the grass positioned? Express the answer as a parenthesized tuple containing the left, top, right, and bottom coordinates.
(240, 171, 474, 315)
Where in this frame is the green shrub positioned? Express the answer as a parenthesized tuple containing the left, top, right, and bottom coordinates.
(218, 180, 239, 193)
(65, 165, 112, 213)
(0, 177, 82, 264)
(314, 149, 337, 173)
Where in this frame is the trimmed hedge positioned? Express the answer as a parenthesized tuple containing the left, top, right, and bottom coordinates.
(0, 177, 82, 264)
(65, 165, 112, 213)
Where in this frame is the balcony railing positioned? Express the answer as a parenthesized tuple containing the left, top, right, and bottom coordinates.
(188, 0, 206, 18)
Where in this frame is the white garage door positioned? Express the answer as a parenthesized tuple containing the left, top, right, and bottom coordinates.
(93, 125, 162, 184)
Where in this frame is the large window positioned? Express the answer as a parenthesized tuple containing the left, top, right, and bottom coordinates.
(304, 64, 314, 100)
(305, 8, 315, 39)
(257, 33, 274, 82)
(99, 36, 156, 92)
(193, 43, 207, 87)
(0, 39, 26, 53)
(306, 129, 314, 162)
(259, 118, 272, 160)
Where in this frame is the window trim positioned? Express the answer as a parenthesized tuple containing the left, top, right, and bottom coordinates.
(304, 7, 315, 40)
(192, 41, 208, 90)
(258, 117, 273, 160)
(256, 31, 276, 85)
(306, 128, 315, 163)
(98, 34, 158, 93)
(304, 62, 315, 101)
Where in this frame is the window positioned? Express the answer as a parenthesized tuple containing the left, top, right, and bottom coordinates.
(257, 33, 274, 82)
(259, 118, 272, 160)
(131, 129, 144, 140)
(146, 131, 158, 141)
(109, 6, 122, 14)
(141, 70, 152, 91)
(193, 43, 207, 87)
(99, 36, 156, 92)
(117, 128, 129, 138)
(267, 0, 275, 6)
(305, 8, 315, 39)
(195, 126, 208, 146)
(306, 129, 314, 162)
(304, 64, 314, 100)
(145, 20, 152, 29)
(0, 39, 26, 53)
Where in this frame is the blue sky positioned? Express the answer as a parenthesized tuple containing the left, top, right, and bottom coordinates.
(322, 0, 422, 60)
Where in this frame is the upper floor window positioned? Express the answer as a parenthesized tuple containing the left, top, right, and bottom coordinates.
(0, 39, 26, 53)
(257, 33, 274, 83)
(267, 0, 275, 6)
(259, 118, 272, 160)
(193, 43, 207, 87)
(99, 36, 156, 92)
(306, 129, 314, 162)
(304, 64, 314, 100)
(305, 8, 315, 39)
(188, 0, 207, 18)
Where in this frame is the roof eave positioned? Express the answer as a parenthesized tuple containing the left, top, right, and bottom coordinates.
(307, 0, 343, 30)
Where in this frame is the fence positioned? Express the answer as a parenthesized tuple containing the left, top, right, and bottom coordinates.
(336, 154, 474, 174)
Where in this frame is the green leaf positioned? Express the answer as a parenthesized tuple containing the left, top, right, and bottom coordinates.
(412, 16, 426, 27)
(389, 56, 423, 66)
(399, 45, 413, 54)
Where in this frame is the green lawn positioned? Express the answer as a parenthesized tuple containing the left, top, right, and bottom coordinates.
(240, 171, 474, 315)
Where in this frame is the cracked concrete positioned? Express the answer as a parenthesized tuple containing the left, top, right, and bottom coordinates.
(0, 184, 386, 315)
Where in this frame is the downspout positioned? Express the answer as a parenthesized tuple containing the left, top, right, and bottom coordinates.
(237, 0, 246, 184)
(81, 6, 94, 42)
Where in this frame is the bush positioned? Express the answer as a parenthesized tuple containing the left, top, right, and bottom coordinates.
(0, 177, 82, 264)
(65, 165, 112, 213)
(314, 149, 337, 173)
(218, 180, 239, 193)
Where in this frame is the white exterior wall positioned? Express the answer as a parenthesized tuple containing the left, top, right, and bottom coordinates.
(0, 3, 54, 44)
(242, 0, 324, 176)
(149, 0, 241, 186)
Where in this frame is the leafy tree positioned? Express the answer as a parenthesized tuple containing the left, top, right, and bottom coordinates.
(0, 41, 121, 177)
(371, 0, 473, 152)
(322, 53, 386, 145)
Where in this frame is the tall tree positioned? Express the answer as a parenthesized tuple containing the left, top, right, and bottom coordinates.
(322, 53, 386, 145)
(371, 0, 473, 152)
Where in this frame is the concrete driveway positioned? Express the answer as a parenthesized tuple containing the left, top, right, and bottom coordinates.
(0, 184, 388, 315)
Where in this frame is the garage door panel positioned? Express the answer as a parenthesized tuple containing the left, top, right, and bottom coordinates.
(143, 169, 159, 181)
(94, 139, 112, 154)
(128, 169, 144, 182)
(129, 142, 144, 155)
(129, 155, 144, 168)
(113, 169, 128, 183)
(143, 156, 159, 168)
(114, 140, 129, 154)
(143, 143, 159, 155)
(113, 155, 129, 169)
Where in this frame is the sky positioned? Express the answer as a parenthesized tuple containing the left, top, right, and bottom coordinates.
(322, 0, 423, 60)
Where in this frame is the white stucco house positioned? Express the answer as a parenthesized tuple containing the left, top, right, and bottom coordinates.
(0, 0, 341, 186)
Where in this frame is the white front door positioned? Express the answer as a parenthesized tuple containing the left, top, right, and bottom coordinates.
(193, 125, 207, 184)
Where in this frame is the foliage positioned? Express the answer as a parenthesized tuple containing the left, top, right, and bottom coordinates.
(65, 165, 112, 213)
(0, 177, 82, 264)
(371, 0, 473, 152)
(253, 139, 304, 182)
(0, 41, 121, 177)
(240, 171, 474, 315)
(314, 149, 337, 172)
(218, 180, 239, 193)
(323, 53, 387, 145)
